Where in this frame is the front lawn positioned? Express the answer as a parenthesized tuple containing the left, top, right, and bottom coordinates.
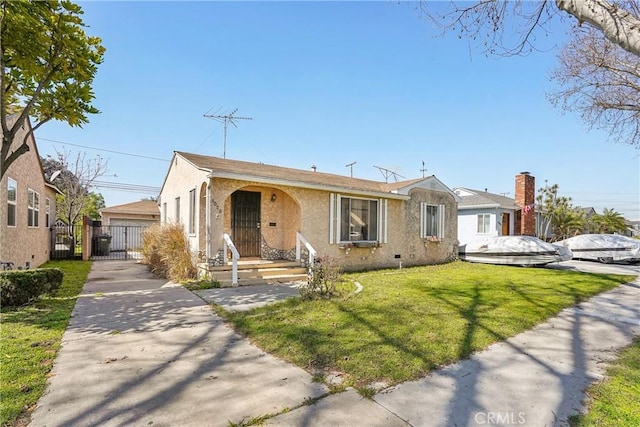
(0, 260, 92, 427)
(570, 337, 640, 426)
(223, 261, 634, 388)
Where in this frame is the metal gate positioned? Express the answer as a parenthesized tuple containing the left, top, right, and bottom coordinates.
(90, 224, 148, 260)
(50, 220, 83, 260)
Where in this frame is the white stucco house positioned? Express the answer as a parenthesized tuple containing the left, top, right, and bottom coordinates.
(454, 187, 520, 245)
(454, 172, 537, 245)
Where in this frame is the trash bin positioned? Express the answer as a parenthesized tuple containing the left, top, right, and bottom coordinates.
(93, 234, 112, 256)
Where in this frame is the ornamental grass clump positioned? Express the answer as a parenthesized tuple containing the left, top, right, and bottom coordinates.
(141, 223, 197, 282)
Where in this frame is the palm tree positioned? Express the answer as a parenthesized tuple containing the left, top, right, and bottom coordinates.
(591, 208, 628, 234)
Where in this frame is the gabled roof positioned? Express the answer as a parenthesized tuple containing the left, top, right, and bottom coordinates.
(454, 187, 520, 210)
(174, 151, 457, 200)
(6, 115, 62, 193)
(100, 200, 159, 215)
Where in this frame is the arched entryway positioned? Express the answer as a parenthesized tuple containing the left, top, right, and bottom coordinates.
(227, 186, 301, 259)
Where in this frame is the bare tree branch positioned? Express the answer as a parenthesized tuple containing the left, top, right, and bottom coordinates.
(548, 25, 640, 147)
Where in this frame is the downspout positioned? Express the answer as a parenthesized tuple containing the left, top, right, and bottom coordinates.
(206, 181, 211, 259)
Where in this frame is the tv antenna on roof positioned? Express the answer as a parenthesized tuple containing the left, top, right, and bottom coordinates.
(345, 161, 356, 178)
(420, 160, 427, 178)
(373, 165, 405, 183)
(203, 108, 252, 158)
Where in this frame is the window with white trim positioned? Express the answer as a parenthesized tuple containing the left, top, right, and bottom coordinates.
(175, 197, 181, 223)
(340, 197, 378, 242)
(45, 198, 51, 227)
(420, 203, 444, 238)
(329, 194, 387, 244)
(28, 188, 39, 227)
(477, 213, 491, 234)
(188, 189, 196, 234)
(162, 202, 167, 224)
(7, 178, 16, 227)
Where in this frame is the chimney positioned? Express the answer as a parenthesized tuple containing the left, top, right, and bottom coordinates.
(515, 172, 535, 236)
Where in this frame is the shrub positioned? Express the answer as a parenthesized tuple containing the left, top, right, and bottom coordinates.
(141, 223, 197, 282)
(299, 256, 343, 300)
(0, 268, 64, 306)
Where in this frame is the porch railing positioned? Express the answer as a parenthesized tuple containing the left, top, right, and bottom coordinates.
(223, 233, 240, 286)
(296, 232, 317, 271)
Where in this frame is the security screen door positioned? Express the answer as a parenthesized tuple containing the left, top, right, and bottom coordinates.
(231, 191, 261, 257)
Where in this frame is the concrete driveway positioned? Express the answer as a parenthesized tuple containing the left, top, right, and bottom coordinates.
(30, 260, 327, 427)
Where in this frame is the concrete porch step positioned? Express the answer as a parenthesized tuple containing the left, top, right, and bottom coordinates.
(216, 274, 309, 287)
(198, 259, 308, 287)
(208, 260, 301, 272)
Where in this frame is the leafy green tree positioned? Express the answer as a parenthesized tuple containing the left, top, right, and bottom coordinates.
(590, 207, 628, 234)
(0, 0, 104, 179)
(81, 192, 105, 220)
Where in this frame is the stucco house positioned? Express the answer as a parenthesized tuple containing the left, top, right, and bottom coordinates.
(455, 172, 536, 245)
(159, 151, 459, 277)
(1, 116, 60, 269)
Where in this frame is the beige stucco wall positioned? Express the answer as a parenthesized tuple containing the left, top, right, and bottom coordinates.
(0, 121, 56, 268)
(160, 155, 458, 271)
(159, 155, 210, 255)
(209, 177, 458, 271)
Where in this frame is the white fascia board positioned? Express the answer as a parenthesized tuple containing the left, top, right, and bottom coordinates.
(207, 171, 409, 200)
(458, 204, 500, 210)
(397, 176, 462, 202)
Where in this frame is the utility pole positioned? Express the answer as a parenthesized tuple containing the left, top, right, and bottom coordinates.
(345, 161, 356, 178)
(203, 108, 253, 158)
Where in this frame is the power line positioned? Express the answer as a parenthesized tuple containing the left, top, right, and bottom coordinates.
(91, 180, 161, 193)
(38, 137, 170, 162)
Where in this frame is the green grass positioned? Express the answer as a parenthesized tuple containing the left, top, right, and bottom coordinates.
(223, 261, 635, 388)
(570, 338, 640, 427)
(0, 260, 92, 427)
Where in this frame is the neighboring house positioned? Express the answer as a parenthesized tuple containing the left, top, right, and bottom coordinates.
(624, 220, 640, 238)
(454, 172, 536, 245)
(99, 200, 160, 251)
(0, 116, 61, 269)
(159, 151, 460, 271)
(453, 188, 520, 245)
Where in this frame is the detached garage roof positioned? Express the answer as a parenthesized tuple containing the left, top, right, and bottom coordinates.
(100, 200, 159, 216)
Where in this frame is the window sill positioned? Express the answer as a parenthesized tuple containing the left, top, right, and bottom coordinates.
(339, 241, 381, 249)
(424, 237, 442, 243)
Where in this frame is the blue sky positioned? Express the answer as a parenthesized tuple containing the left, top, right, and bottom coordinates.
(36, 1, 640, 219)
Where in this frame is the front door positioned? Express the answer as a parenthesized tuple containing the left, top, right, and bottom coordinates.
(502, 212, 510, 235)
(232, 190, 261, 257)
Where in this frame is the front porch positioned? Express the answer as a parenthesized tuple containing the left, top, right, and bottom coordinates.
(198, 258, 308, 287)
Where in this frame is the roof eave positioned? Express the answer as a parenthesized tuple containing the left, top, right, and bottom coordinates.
(207, 171, 410, 200)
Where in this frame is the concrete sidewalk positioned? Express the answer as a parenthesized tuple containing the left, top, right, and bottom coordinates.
(268, 262, 640, 427)
(30, 261, 327, 427)
(30, 260, 640, 427)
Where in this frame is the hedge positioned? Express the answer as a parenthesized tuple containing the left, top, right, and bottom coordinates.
(0, 268, 64, 307)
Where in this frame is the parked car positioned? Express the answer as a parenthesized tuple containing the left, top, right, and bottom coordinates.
(555, 234, 640, 264)
(459, 235, 572, 267)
